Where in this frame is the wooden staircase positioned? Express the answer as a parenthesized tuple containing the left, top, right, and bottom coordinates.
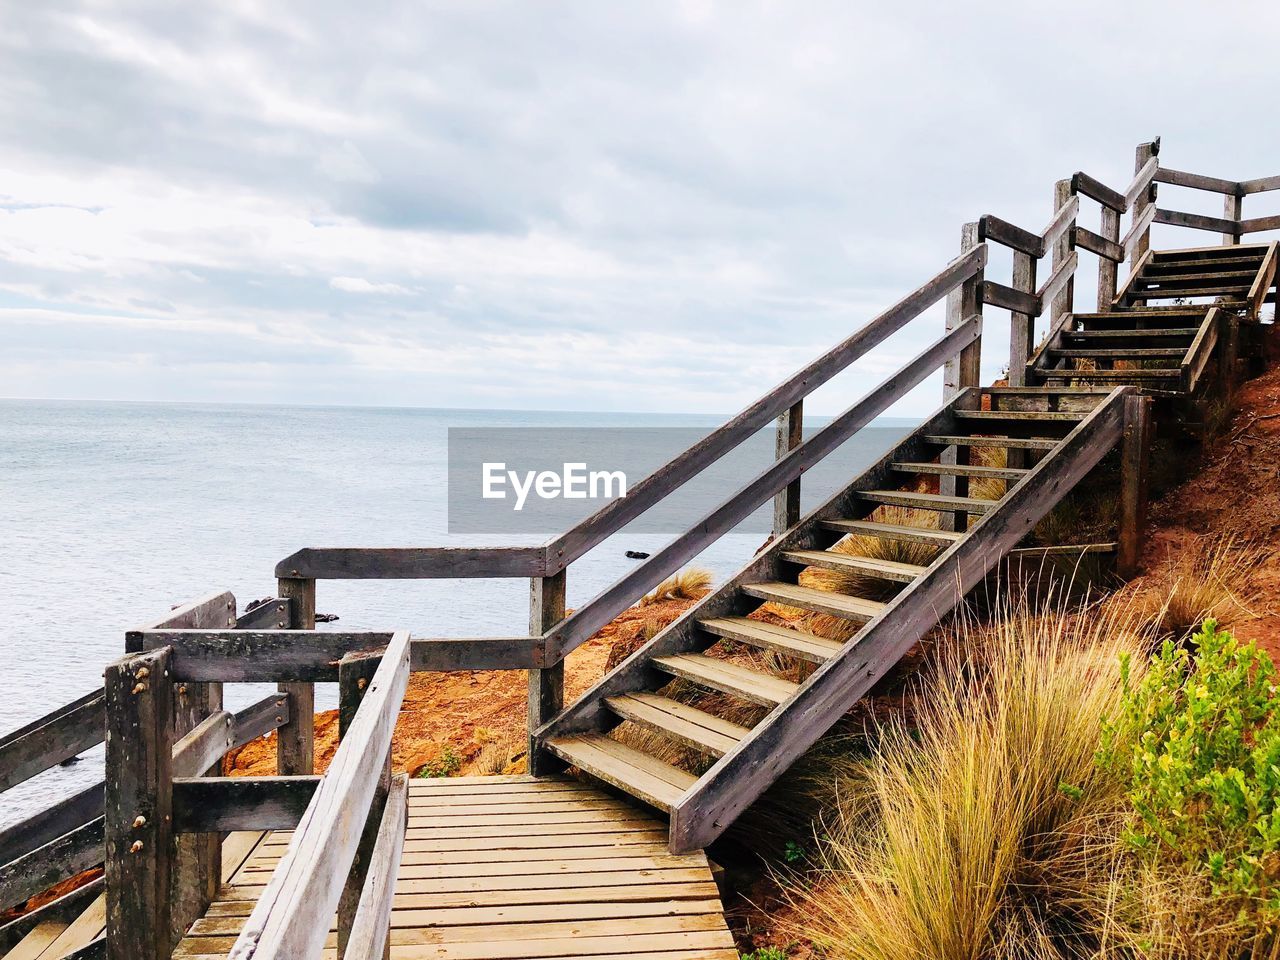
(1028, 242, 1277, 394)
(537, 383, 1132, 852)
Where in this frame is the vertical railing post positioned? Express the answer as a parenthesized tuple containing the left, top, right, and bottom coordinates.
(1131, 140, 1159, 271)
(1118, 393, 1153, 579)
(1223, 188, 1243, 246)
(1050, 179, 1075, 327)
(772, 400, 803, 536)
(1097, 205, 1121, 312)
(527, 569, 566, 775)
(276, 577, 316, 776)
(337, 650, 390, 959)
(941, 222, 983, 533)
(1006, 249, 1037, 387)
(104, 647, 174, 960)
(169, 597, 232, 945)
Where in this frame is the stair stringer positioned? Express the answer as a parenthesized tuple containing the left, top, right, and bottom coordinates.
(666, 386, 1131, 852)
(534, 390, 977, 742)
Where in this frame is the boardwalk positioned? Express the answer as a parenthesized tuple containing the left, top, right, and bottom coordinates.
(170, 777, 735, 960)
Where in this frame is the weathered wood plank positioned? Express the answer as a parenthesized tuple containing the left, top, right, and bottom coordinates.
(1154, 208, 1241, 237)
(1124, 156, 1161, 210)
(235, 599, 291, 631)
(1153, 166, 1238, 195)
(982, 279, 1040, 316)
(1238, 174, 1280, 195)
(668, 389, 1130, 852)
(772, 400, 803, 535)
(0, 817, 103, 914)
(103, 647, 173, 960)
(273, 546, 547, 580)
(227, 630, 410, 960)
(0, 691, 104, 793)
(275, 577, 315, 778)
(527, 570, 568, 777)
(1118, 395, 1153, 579)
(1247, 242, 1278, 318)
(1006, 248, 1036, 387)
(978, 214, 1041, 257)
(1073, 224, 1125, 264)
(1072, 171, 1125, 212)
(0, 877, 102, 957)
(1037, 248, 1077, 313)
(543, 316, 982, 662)
(343, 774, 408, 960)
(1130, 141, 1159, 267)
(172, 778, 320, 832)
(1181, 307, 1221, 394)
(1050, 179, 1075, 328)
(1237, 213, 1280, 235)
(1123, 204, 1159, 260)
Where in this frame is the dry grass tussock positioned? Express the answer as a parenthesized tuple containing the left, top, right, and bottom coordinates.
(1120, 534, 1272, 642)
(783, 595, 1154, 960)
(640, 568, 712, 605)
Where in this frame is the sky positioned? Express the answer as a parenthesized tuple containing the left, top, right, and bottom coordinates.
(3, 1, 1280, 416)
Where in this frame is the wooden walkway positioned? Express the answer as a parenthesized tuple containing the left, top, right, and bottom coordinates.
(171, 777, 735, 960)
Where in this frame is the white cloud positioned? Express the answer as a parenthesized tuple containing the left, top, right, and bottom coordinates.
(329, 276, 413, 295)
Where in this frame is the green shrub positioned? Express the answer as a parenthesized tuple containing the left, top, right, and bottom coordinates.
(416, 744, 462, 778)
(1099, 619, 1280, 920)
(739, 949, 787, 960)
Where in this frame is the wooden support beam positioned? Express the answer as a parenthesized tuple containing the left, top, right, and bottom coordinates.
(104, 647, 173, 960)
(1153, 166, 1238, 195)
(1007, 250, 1037, 387)
(1050, 179, 1075, 328)
(1095, 207, 1122, 311)
(275, 577, 315, 777)
(172, 777, 320, 832)
(1130, 141, 1159, 268)
(343, 774, 408, 960)
(1155, 208, 1241, 237)
(234, 598, 291, 631)
(1118, 395, 1153, 579)
(528, 570, 567, 776)
(944, 223, 984, 400)
(1224, 191, 1244, 245)
(0, 690, 104, 793)
(1072, 171, 1125, 212)
(772, 400, 803, 535)
(273, 546, 548, 580)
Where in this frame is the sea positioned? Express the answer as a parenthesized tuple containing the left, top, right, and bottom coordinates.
(0, 398, 914, 827)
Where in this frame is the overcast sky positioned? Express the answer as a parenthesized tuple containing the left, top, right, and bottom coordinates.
(3, 1, 1280, 416)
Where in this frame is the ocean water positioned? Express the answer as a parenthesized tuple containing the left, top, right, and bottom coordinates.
(0, 399, 912, 826)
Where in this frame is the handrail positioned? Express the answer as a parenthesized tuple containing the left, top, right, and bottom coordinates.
(544, 313, 982, 661)
(229, 630, 411, 960)
(276, 247, 986, 582)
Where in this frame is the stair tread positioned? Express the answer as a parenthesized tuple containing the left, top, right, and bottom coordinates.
(855, 489, 998, 512)
(1050, 347, 1187, 358)
(1040, 368, 1179, 379)
(1075, 308, 1207, 319)
(604, 692, 749, 756)
(782, 548, 927, 582)
(1146, 256, 1265, 271)
(655, 650, 793, 711)
(652, 652, 799, 707)
(892, 461, 1028, 480)
(741, 581, 887, 623)
(699, 616, 844, 663)
(955, 409, 1085, 422)
(1063, 327, 1199, 338)
(1137, 270, 1258, 283)
(543, 734, 695, 812)
(819, 519, 962, 545)
(925, 434, 1059, 450)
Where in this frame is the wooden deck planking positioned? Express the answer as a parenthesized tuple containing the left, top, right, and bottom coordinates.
(172, 776, 734, 960)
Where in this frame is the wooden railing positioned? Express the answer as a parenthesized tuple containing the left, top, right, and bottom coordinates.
(0, 592, 296, 959)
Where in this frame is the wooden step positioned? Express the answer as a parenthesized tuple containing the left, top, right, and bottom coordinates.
(1146, 256, 1265, 273)
(854, 490, 998, 513)
(1136, 270, 1258, 284)
(1050, 347, 1186, 359)
(651, 653, 799, 707)
(739, 581, 887, 623)
(924, 434, 1059, 450)
(699, 616, 843, 663)
(782, 548, 927, 583)
(892, 461, 1029, 481)
(954, 409, 1085, 423)
(818, 518, 962, 546)
(604, 693, 750, 756)
(1040, 368, 1180, 380)
(1062, 327, 1199, 340)
(1077, 307, 1207, 319)
(543, 734, 696, 812)
(1129, 284, 1251, 298)
(1151, 244, 1270, 262)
